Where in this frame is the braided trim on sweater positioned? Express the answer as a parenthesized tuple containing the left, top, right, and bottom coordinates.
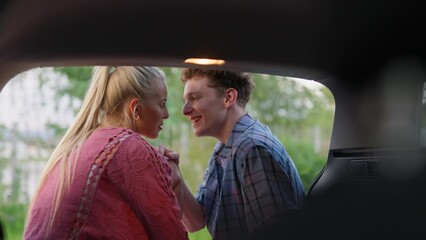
(67, 129, 133, 240)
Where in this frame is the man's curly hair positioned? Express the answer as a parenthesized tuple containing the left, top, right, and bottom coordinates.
(181, 68, 255, 108)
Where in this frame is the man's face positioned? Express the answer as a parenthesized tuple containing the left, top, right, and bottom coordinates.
(182, 76, 227, 139)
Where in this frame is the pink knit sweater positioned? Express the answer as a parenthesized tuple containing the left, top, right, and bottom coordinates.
(24, 128, 188, 240)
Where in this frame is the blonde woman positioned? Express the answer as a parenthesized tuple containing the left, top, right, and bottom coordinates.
(24, 66, 188, 240)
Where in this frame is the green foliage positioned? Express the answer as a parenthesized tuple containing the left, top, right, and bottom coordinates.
(0, 125, 27, 240)
(188, 227, 210, 240)
(53, 66, 93, 99)
(45, 123, 67, 138)
(281, 137, 327, 191)
(0, 203, 27, 240)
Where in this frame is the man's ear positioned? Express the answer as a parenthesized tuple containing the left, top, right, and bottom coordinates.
(224, 88, 238, 107)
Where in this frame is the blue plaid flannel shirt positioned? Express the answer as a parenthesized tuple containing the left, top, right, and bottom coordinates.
(195, 114, 306, 240)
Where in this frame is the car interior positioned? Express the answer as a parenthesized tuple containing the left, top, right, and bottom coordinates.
(1, 0, 425, 239)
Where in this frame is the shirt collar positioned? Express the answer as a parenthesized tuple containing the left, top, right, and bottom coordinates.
(213, 113, 256, 166)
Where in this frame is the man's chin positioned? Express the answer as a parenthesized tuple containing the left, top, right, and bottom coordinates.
(193, 128, 204, 137)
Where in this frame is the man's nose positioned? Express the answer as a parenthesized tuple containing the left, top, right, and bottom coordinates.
(182, 102, 192, 115)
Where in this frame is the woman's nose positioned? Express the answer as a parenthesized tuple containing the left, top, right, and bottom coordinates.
(163, 107, 169, 119)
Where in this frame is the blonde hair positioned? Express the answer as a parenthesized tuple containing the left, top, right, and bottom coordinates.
(25, 66, 165, 234)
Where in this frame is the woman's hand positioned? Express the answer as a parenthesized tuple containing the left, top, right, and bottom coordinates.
(157, 144, 180, 166)
(167, 160, 184, 216)
(157, 145, 184, 216)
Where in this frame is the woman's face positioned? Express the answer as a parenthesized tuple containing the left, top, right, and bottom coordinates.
(136, 79, 169, 139)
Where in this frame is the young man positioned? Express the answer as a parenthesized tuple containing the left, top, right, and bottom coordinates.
(178, 69, 305, 240)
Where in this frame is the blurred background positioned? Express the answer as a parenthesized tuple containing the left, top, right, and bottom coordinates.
(0, 67, 335, 240)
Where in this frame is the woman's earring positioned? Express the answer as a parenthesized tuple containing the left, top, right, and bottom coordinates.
(134, 107, 140, 120)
